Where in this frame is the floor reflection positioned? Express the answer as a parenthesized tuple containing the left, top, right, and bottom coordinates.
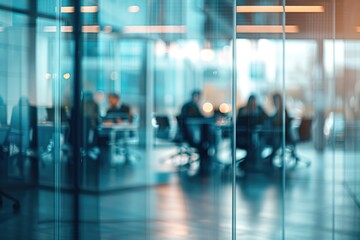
(1, 143, 360, 240)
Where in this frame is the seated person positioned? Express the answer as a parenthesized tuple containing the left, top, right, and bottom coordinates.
(82, 91, 101, 146)
(100, 93, 134, 148)
(236, 95, 268, 162)
(180, 90, 215, 175)
(266, 93, 292, 161)
(0, 96, 7, 126)
(180, 90, 206, 147)
(103, 93, 132, 125)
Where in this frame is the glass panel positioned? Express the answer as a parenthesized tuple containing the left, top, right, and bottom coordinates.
(0, 14, 30, 172)
(0, 0, 28, 10)
(150, 0, 234, 238)
(337, 0, 360, 238)
(0, 5, 44, 239)
(284, 0, 359, 239)
(2, 1, 360, 240)
(236, 0, 284, 239)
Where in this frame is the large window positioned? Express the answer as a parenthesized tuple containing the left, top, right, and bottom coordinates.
(1, 1, 360, 240)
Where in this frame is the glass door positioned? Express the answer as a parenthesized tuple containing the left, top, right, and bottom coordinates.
(2, 1, 360, 240)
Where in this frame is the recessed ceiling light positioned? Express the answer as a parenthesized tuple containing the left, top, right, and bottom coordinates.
(61, 26, 73, 32)
(237, 6, 324, 13)
(123, 25, 186, 34)
(236, 25, 299, 33)
(128, 5, 140, 13)
(61, 6, 98, 13)
(82, 25, 100, 33)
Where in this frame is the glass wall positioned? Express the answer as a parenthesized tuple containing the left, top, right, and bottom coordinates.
(0, 1, 360, 240)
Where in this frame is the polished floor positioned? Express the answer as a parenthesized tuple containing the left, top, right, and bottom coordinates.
(0, 143, 360, 240)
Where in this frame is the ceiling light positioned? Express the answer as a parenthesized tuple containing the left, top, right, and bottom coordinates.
(219, 103, 231, 114)
(81, 6, 98, 13)
(237, 6, 324, 13)
(63, 73, 71, 79)
(61, 6, 98, 13)
(203, 103, 214, 113)
(43, 26, 73, 32)
(61, 26, 73, 32)
(82, 25, 100, 33)
(128, 5, 140, 13)
(43, 25, 100, 33)
(61, 6, 74, 13)
(236, 25, 299, 33)
(123, 25, 186, 34)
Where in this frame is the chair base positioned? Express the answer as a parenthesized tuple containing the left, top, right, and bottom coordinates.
(0, 191, 21, 211)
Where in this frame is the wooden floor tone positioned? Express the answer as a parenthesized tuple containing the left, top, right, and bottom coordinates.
(0, 144, 360, 240)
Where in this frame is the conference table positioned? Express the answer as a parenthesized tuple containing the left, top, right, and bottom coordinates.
(100, 122, 139, 166)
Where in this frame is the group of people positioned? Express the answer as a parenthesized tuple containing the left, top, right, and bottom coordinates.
(82, 92, 133, 131)
(179, 90, 292, 171)
(236, 93, 291, 167)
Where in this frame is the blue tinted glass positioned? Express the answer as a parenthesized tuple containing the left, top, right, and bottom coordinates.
(0, 0, 28, 9)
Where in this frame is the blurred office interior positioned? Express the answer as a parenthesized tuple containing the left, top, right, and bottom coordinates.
(0, 0, 360, 239)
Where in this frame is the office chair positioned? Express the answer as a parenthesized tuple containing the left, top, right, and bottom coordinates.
(99, 113, 140, 167)
(113, 114, 140, 165)
(272, 117, 311, 168)
(0, 190, 21, 210)
(0, 101, 7, 126)
(0, 125, 20, 211)
(160, 116, 200, 174)
(154, 115, 171, 140)
(7, 99, 37, 177)
(80, 116, 101, 161)
(234, 113, 266, 168)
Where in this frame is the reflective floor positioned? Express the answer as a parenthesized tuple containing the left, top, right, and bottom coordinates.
(1, 144, 359, 240)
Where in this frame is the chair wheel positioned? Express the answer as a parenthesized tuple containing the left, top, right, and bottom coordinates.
(12, 203, 20, 211)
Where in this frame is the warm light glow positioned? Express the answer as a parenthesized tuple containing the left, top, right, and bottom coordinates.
(44, 26, 72, 32)
(168, 42, 183, 59)
(45, 73, 52, 80)
(200, 48, 215, 62)
(43, 25, 100, 33)
(123, 25, 186, 34)
(104, 26, 112, 33)
(219, 103, 231, 114)
(237, 25, 299, 33)
(61, 6, 74, 13)
(82, 25, 100, 33)
(63, 73, 71, 79)
(155, 40, 167, 56)
(184, 42, 200, 61)
(128, 5, 140, 13)
(237, 5, 324, 13)
(81, 6, 98, 13)
(61, 26, 73, 32)
(203, 102, 214, 113)
(61, 6, 98, 13)
(355, 26, 360, 33)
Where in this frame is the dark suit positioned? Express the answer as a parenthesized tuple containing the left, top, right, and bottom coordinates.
(0, 103, 7, 126)
(180, 101, 213, 175)
(106, 104, 132, 123)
